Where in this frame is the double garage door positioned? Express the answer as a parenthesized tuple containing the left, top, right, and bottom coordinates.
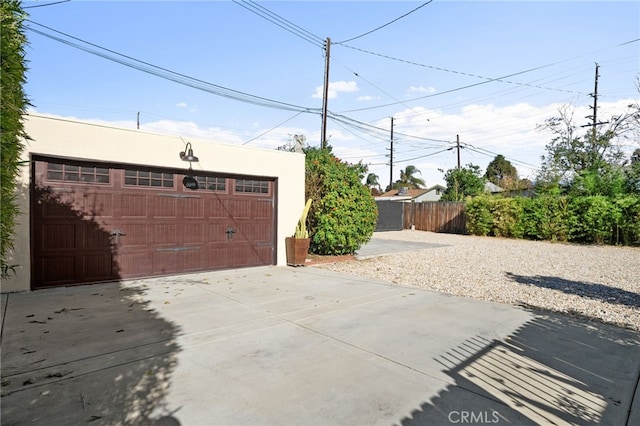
(32, 156, 276, 289)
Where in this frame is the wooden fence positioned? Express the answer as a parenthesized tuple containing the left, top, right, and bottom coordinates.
(403, 201, 466, 234)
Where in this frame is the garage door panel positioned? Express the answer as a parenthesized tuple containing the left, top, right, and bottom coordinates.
(38, 256, 76, 285)
(227, 244, 271, 267)
(181, 249, 204, 271)
(207, 247, 228, 269)
(83, 193, 113, 217)
(254, 199, 273, 220)
(83, 223, 112, 249)
(153, 251, 178, 275)
(42, 194, 78, 217)
(182, 223, 205, 244)
(83, 253, 113, 281)
(121, 194, 147, 217)
(208, 223, 228, 242)
(152, 224, 177, 245)
(152, 196, 177, 218)
(205, 198, 228, 219)
(33, 159, 276, 288)
(228, 199, 253, 219)
(119, 224, 148, 247)
(118, 252, 153, 277)
(42, 223, 76, 250)
(180, 197, 204, 218)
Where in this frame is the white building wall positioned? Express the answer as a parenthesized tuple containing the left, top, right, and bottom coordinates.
(1, 114, 306, 292)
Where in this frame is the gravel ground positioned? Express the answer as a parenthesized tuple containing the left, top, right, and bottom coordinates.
(315, 230, 640, 332)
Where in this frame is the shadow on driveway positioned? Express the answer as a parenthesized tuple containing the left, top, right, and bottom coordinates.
(400, 311, 640, 425)
(1, 282, 181, 425)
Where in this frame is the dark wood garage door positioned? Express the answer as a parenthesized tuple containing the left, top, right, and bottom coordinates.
(31, 156, 276, 289)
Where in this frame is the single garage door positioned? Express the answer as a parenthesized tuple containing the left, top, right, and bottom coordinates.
(31, 156, 276, 289)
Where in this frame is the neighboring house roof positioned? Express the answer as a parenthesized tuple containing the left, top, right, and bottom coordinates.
(484, 181, 504, 193)
(377, 187, 429, 200)
(425, 184, 446, 192)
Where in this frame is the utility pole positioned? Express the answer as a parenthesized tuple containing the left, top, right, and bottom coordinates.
(320, 37, 331, 149)
(456, 134, 461, 169)
(389, 117, 394, 189)
(582, 63, 608, 138)
(589, 63, 600, 142)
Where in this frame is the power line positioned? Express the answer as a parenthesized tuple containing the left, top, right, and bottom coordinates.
(327, 111, 451, 145)
(463, 143, 541, 170)
(24, 0, 71, 9)
(335, 1, 434, 44)
(336, 38, 640, 113)
(242, 111, 305, 145)
(232, 0, 324, 48)
(26, 20, 320, 115)
(394, 147, 454, 164)
(334, 57, 434, 125)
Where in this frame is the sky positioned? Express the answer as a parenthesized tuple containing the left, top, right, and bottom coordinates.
(22, 0, 640, 187)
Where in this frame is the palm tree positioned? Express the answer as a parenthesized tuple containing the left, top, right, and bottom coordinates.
(397, 165, 425, 189)
(365, 173, 381, 195)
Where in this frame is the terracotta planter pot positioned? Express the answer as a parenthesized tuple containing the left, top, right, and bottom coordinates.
(285, 237, 310, 266)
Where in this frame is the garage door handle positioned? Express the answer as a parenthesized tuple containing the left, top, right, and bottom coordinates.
(226, 227, 236, 240)
(110, 228, 126, 244)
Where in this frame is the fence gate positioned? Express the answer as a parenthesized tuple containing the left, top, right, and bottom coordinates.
(375, 200, 405, 231)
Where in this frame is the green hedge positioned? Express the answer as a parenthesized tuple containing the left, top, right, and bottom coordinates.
(465, 194, 640, 246)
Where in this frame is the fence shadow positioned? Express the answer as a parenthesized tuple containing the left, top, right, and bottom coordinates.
(505, 272, 640, 309)
(399, 312, 640, 425)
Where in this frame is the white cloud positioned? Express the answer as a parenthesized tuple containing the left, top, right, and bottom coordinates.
(407, 85, 436, 95)
(356, 95, 381, 102)
(312, 80, 359, 99)
(176, 102, 188, 108)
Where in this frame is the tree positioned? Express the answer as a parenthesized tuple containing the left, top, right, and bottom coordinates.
(365, 173, 381, 195)
(485, 155, 518, 189)
(304, 146, 377, 255)
(393, 165, 425, 189)
(1, 0, 30, 277)
(537, 103, 639, 191)
(625, 148, 640, 194)
(441, 164, 485, 202)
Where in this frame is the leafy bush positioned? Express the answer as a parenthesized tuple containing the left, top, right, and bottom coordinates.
(521, 195, 570, 242)
(613, 196, 640, 245)
(304, 147, 377, 255)
(465, 195, 525, 238)
(466, 193, 640, 246)
(465, 194, 493, 236)
(490, 197, 525, 238)
(569, 196, 621, 244)
(1, 1, 29, 277)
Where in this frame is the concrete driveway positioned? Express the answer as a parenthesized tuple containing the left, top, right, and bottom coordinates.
(2, 264, 639, 425)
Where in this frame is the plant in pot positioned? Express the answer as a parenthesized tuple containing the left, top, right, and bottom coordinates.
(285, 199, 312, 266)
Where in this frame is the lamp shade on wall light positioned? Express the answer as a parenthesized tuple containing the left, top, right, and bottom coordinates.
(179, 142, 199, 162)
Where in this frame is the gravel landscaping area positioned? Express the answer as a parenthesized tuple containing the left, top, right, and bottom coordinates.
(315, 230, 640, 332)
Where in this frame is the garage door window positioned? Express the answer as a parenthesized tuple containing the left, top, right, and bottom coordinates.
(235, 179, 269, 194)
(47, 162, 110, 184)
(125, 169, 174, 188)
(195, 175, 226, 192)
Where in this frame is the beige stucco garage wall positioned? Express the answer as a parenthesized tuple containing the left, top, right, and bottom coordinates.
(1, 113, 306, 293)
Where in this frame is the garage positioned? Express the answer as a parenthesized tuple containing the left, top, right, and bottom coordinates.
(32, 155, 276, 289)
(2, 114, 303, 293)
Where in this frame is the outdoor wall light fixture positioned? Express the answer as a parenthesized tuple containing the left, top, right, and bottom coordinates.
(179, 141, 199, 190)
(179, 142, 199, 163)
